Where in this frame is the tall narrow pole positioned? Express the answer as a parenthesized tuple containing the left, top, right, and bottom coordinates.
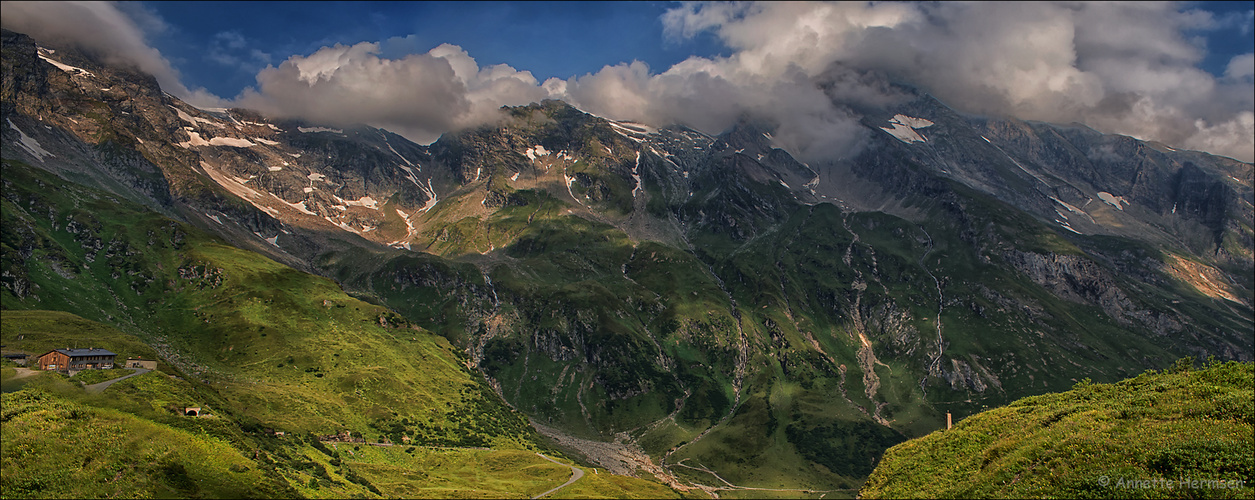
(947, 412, 952, 430)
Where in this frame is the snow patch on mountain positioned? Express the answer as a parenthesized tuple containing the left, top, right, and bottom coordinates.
(341, 195, 379, 210)
(631, 151, 642, 199)
(416, 178, 438, 212)
(7, 119, 53, 161)
(1097, 191, 1128, 210)
(298, 126, 343, 134)
(564, 166, 586, 208)
(171, 106, 218, 127)
(381, 132, 415, 167)
(1053, 208, 1084, 233)
(243, 121, 282, 131)
(608, 121, 651, 142)
(897, 115, 934, 129)
(324, 216, 361, 234)
(650, 146, 684, 171)
(274, 195, 317, 215)
(208, 137, 254, 148)
(396, 208, 417, 240)
(525, 145, 552, 161)
(398, 165, 422, 187)
(617, 121, 656, 134)
(36, 48, 93, 77)
(178, 131, 211, 148)
(880, 114, 934, 144)
(199, 160, 293, 223)
(253, 137, 279, 146)
(1050, 196, 1087, 217)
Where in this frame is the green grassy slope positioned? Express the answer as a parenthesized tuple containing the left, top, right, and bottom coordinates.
(1, 159, 533, 445)
(1, 389, 296, 499)
(0, 160, 694, 498)
(1, 377, 684, 499)
(861, 359, 1254, 499)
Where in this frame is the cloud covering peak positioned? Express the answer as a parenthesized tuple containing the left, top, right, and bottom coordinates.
(226, 40, 551, 144)
(569, 1, 1254, 162)
(1, 1, 227, 108)
(3, 1, 1252, 162)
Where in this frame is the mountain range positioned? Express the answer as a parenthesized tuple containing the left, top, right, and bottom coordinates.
(2, 27, 1252, 496)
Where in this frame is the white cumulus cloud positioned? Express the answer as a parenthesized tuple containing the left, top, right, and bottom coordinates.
(234, 41, 546, 143)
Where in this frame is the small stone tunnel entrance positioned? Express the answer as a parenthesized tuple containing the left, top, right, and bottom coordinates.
(184, 407, 200, 416)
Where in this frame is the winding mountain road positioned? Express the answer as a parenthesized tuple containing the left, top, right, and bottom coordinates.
(532, 453, 583, 499)
(84, 368, 149, 393)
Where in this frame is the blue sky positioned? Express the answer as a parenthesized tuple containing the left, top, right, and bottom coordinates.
(1191, 1, 1255, 75)
(138, 1, 1253, 100)
(139, 1, 733, 99)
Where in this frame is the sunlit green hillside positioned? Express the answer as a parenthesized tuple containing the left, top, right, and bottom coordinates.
(861, 359, 1254, 499)
(2, 160, 533, 444)
(0, 158, 693, 498)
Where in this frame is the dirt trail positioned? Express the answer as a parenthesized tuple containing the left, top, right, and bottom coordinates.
(10, 367, 38, 379)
